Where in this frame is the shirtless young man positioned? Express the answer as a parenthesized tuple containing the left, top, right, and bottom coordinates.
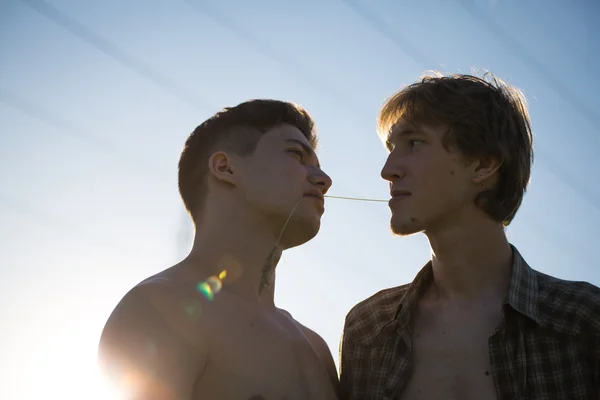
(99, 99, 339, 400)
(339, 73, 600, 399)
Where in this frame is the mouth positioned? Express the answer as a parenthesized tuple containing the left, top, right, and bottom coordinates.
(303, 193, 325, 210)
(389, 190, 411, 204)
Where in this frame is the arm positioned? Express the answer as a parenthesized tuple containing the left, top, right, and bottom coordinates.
(98, 282, 208, 400)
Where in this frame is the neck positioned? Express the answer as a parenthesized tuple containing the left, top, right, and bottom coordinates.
(425, 216, 513, 302)
(183, 202, 284, 305)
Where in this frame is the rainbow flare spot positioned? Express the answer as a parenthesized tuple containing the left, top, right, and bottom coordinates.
(196, 281, 214, 301)
(206, 276, 222, 293)
(196, 270, 229, 301)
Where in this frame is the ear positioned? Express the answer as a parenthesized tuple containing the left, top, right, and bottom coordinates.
(472, 156, 502, 185)
(207, 151, 237, 186)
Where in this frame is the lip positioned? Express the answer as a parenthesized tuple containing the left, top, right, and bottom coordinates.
(390, 189, 412, 197)
(303, 193, 325, 211)
(389, 190, 411, 206)
(389, 194, 410, 203)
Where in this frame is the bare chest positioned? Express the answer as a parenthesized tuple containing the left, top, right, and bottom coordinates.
(194, 302, 335, 400)
(399, 305, 502, 400)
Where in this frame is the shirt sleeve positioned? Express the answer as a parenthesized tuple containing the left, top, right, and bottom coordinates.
(339, 319, 355, 400)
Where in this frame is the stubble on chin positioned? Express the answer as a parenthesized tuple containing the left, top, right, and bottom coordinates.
(390, 215, 420, 237)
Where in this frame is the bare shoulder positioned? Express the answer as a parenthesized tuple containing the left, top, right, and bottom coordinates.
(99, 271, 211, 399)
(276, 309, 330, 352)
(296, 318, 335, 361)
(278, 308, 340, 393)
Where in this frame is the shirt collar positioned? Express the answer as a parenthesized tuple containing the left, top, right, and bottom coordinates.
(393, 244, 541, 328)
(505, 245, 540, 324)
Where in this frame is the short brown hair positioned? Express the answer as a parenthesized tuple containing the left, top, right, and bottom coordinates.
(378, 71, 534, 226)
(178, 99, 317, 223)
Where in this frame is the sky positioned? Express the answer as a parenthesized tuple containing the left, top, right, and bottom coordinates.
(1, 0, 599, 398)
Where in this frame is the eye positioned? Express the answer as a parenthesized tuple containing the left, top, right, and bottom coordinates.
(408, 139, 425, 148)
(288, 149, 304, 160)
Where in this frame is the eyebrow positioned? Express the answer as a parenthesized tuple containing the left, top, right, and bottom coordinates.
(385, 127, 426, 150)
(284, 138, 320, 168)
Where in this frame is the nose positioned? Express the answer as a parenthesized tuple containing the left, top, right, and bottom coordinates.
(310, 167, 332, 195)
(381, 151, 405, 183)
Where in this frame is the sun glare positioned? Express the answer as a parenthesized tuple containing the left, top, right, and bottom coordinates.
(6, 306, 127, 400)
(16, 344, 126, 400)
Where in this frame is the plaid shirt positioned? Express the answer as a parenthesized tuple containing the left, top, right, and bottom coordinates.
(339, 245, 600, 399)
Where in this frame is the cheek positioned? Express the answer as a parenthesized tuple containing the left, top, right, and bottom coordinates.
(419, 160, 467, 200)
(243, 160, 283, 194)
(262, 157, 293, 178)
(281, 160, 309, 181)
(265, 159, 306, 193)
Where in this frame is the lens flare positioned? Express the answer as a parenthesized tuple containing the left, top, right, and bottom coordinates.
(196, 270, 228, 301)
(217, 256, 243, 283)
(184, 304, 200, 318)
(196, 281, 214, 301)
(205, 276, 222, 292)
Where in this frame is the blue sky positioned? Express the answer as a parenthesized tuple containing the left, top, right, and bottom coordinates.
(1, 0, 599, 398)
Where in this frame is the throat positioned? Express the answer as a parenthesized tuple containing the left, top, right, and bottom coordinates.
(429, 250, 513, 302)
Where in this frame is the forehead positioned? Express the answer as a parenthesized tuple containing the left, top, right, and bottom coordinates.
(388, 119, 418, 137)
(261, 123, 313, 148)
(386, 119, 445, 142)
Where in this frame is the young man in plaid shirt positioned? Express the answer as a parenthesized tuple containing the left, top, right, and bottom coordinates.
(339, 73, 600, 399)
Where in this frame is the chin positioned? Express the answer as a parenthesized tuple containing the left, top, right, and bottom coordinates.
(278, 216, 321, 249)
(391, 226, 420, 237)
(390, 215, 422, 237)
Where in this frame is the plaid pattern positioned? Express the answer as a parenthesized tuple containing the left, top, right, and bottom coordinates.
(339, 245, 600, 399)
